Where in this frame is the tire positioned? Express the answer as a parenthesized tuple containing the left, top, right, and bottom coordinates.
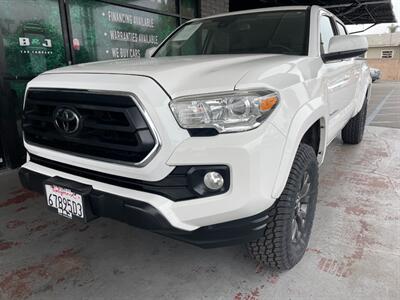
(341, 98, 367, 144)
(247, 144, 318, 270)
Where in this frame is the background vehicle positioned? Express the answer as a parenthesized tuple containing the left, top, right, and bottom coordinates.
(370, 67, 381, 82)
(19, 5, 370, 270)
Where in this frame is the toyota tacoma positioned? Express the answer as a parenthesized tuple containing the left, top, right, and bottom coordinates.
(19, 5, 370, 270)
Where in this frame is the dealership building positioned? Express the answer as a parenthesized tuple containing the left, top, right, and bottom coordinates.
(0, 0, 396, 169)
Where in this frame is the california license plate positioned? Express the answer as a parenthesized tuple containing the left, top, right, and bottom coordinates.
(45, 184, 85, 219)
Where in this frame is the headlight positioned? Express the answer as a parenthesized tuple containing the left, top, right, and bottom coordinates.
(169, 90, 279, 133)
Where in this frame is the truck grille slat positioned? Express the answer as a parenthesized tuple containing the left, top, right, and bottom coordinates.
(23, 89, 159, 165)
(83, 121, 133, 132)
(23, 127, 151, 152)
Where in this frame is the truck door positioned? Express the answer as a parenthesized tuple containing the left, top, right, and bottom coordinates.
(320, 14, 356, 140)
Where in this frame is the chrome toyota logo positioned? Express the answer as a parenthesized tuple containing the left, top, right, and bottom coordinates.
(54, 107, 81, 135)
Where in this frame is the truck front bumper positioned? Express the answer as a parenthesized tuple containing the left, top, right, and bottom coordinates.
(20, 120, 286, 234)
(19, 167, 269, 248)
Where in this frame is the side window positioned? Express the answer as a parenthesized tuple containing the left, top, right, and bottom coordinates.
(320, 15, 335, 54)
(336, 22, 347, 35)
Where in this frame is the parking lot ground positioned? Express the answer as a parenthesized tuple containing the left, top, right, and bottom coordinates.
(0, 82, 399, 300)
(367, 81, 400, 129)
(1, 126, 399, 300)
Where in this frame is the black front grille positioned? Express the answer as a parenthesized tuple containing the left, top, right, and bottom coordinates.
(23, 89, 157, 164)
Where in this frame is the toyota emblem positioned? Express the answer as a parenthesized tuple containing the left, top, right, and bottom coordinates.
(54, 107, 81, 135)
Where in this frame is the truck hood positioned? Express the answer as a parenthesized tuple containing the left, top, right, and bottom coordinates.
(44, 54, 305, 98)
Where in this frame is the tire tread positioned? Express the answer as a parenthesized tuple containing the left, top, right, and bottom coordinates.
(247, 143, 318, 270)
(342, 99, 367, 144)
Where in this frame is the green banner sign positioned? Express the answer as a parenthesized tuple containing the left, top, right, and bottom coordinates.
(69, 0, 178, 63)
(0, 0, 67, 78)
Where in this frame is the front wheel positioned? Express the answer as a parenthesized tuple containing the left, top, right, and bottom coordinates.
(247, 144, 318, 270)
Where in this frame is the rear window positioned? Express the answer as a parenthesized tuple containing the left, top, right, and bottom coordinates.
(336, 22, 347, 35)
(320, 15, 335, 54)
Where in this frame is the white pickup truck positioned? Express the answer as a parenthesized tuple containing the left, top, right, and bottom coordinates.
(20, 5, 370, 269)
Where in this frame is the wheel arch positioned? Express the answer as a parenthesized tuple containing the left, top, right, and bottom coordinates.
(353, 64, 372, 117)
(271, 98, 328, 199)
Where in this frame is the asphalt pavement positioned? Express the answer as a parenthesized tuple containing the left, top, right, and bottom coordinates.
(367, 81, 400, 128)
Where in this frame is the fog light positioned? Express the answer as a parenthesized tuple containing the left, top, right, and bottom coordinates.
(203, 171, 224, 191)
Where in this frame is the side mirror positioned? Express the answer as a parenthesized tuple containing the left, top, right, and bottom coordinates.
(323, 35, 368, 62)
(145, 47, 157, 58)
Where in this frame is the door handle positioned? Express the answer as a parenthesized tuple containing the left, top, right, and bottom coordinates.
(328, 74, 351, 91)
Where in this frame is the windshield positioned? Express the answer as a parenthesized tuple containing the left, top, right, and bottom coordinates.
(155, 10, 309, 57)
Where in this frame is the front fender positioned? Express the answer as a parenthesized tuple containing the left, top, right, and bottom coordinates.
(271, 97, 329, 199)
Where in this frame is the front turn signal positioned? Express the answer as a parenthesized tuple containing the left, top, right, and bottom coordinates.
(259, 95, 278, 112)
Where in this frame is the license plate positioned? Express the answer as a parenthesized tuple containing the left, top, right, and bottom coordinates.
(45, 184, 85, 219)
